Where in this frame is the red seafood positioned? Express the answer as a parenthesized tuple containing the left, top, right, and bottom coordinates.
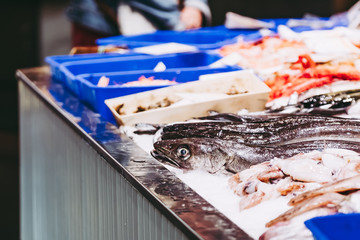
(219, 36, 310, 70)
(265, 54, 360, 101)
(122, 75, 177, 86)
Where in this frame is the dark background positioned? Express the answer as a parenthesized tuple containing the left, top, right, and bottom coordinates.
(0, 0, 357, 239)
(209, 0, 357, 25)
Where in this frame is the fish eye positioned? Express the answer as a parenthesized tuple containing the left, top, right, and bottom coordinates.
(176, 145, 190, 160)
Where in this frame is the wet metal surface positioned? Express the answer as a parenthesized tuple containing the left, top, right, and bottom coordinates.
(17, 67, 252, 240)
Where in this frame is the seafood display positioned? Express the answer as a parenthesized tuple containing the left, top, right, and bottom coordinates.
(261, 174, 360, 240)
(299, 89, 360, 109)
(264, 54, 360, 102)
(151, 113, 360, 173)
(148, 108, 360, 238)
(219, 36, 310, 71)
(123, 18, 360, 240)
(229, 149, 360, 209)
(219, 26, 360, 76)
(47, 8, 360, 239)
(106, 70, 269, 126)
(146, 28, 360, 237)
(219, 26, 360, 115)
(226, 149, 360, 239)
(266, 81, 360, 114)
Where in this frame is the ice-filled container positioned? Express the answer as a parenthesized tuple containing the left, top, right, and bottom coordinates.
(45, 52, 142, 81)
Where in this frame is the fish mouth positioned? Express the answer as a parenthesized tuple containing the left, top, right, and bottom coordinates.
(150, 149, 181, 168)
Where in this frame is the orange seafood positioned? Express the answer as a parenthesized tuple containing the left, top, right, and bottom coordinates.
(219, 36, 310, 70)
(264, 54, 360, 101)
(122, 75, 177, 86)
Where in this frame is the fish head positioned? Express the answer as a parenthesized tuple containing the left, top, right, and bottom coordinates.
(151, 138, 230, 173)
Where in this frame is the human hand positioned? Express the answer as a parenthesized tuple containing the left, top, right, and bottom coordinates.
(180, 6, 203, 29)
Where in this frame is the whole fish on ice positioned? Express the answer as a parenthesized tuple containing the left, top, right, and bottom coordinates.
(151, 113, 360, 173)
(151, 137, 360, 174)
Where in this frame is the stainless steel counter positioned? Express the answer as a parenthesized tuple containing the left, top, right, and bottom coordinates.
(17, 67, 251, 240)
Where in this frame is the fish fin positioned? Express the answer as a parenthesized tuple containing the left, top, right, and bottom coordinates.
(218, 167, 234, 176)
(225, 158, 250, 173)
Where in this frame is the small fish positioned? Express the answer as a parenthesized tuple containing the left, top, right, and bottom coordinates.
(268, 89, 360, 114)
(151, 138, 360, 174)
(300, 89, 360, 109)
(133, 123, 163, 135)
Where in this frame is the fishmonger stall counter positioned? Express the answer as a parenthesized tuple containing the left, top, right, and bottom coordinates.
(19, 15, 360, 239)
(17, 66, 251, 240)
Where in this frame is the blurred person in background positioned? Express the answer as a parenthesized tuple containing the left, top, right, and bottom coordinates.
(66, 0, 211, 46)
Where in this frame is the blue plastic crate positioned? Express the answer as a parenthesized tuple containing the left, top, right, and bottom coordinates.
(305, 213, 360, 240)
(96, 18, 347, 51)
(59, 52, 225, 95)
(45, 52, 143, 82)
(77, 66, 241, 121)
(96, 30, 239, 50)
